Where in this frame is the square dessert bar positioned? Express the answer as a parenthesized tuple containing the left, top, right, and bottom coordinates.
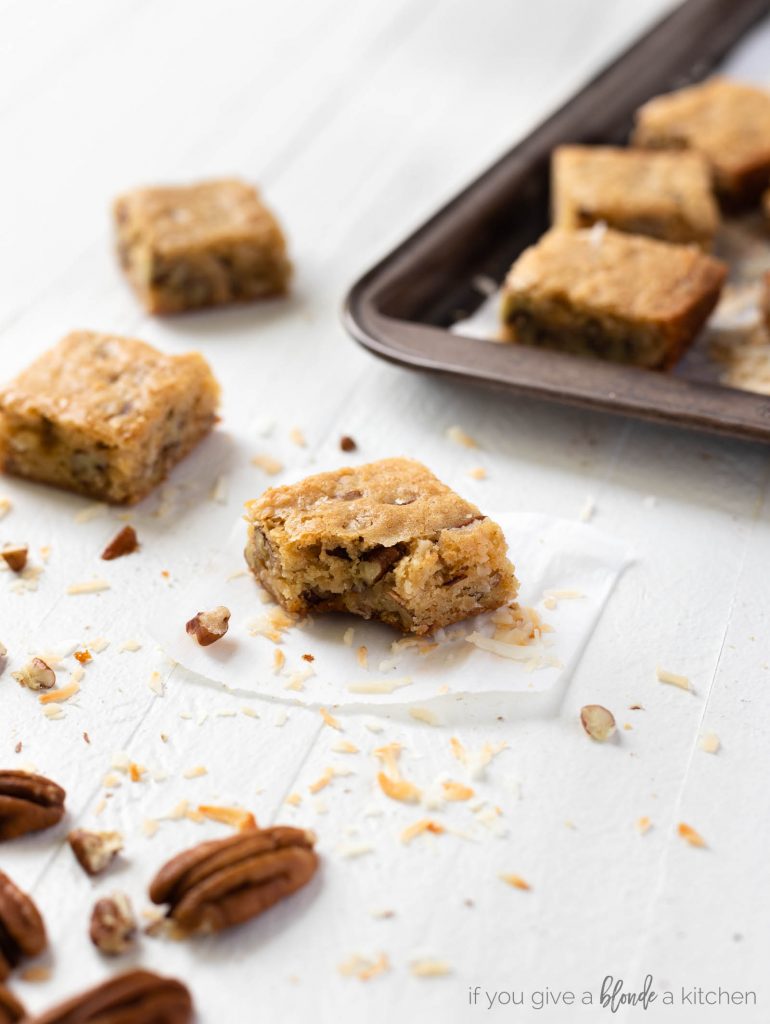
(114, 179, 291, 314)
(500, 228, 726, 369)
(0, 331, 219, 504)
(244, 458, 518, 635)
(552, 146, 719, 249)
(633, 78, 770, 206)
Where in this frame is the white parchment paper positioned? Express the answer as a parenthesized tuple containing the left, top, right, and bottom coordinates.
(149, 512, 630, 707)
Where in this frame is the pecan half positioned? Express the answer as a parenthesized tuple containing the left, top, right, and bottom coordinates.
(0, 771, 65, 842)
(149, 826, 318, 935)
(20, 969, 192, 1024)
(0, 871, 46, 980)
(0, 984, 25, 1024)
(185, 606, 230, 647)
(68, 829, 123, 876)
(89, 892, 136, 955)
(101, 525, 139, 561)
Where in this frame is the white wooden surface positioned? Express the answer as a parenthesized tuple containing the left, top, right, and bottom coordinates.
(2, 1, 769, 1021)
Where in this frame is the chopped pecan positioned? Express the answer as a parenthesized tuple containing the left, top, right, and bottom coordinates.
(185, 606, 230, 647)
(0, 871, 47, 980)
(20, 969, 192, 1023)
(11, 659, 55, 692)
(89, 892, 136, 955)
(0, 984, 25, 1023)
(68, 829, 123, 876)
(0, 771, 65, 842)
(0, 546, 27, 574)
(148, 826, 318, 935)
(101, 525, 139, 561)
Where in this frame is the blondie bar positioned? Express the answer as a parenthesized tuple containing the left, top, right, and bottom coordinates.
(552, 146, 718, 248)
(500, 228, 726, 368)
(0, 331, 219, 504)
(633, 78, 770, 205)
(114, 179, 291, 314)
(244, 458, 517, 635)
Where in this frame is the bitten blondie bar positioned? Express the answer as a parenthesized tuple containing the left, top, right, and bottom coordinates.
(0, 331, 219, 504)
(114, 179, 291, 313)
(633, 78, 770, 205)
(244, 458, 517, 635)
(552, 146, 718, 248)
(500, 228, 726, 369)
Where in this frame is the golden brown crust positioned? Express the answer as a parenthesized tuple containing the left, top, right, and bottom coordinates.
(633, 77, 770, 205)
(0, 331, 219, 504)
(244, 458, 518, 634)
(114, 179, 291, 313)
(500, 228, 726, 369)
(552, 145, 719, 248)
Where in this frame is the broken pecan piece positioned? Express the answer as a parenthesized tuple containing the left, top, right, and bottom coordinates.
(185, 606, 230, 647)
(0, 984, 25, 1024)
(0, 871, 47, 980)
(0, 771, 65, 841)
(101, 525, 139, 561)
(11, 659, 55, 692)
(0, 546, 27, 574)
(20, 969, 192, 1024)
(149, 826, 318, 935)
(89, 892, 136, 955)
(68, 829, 123, 876)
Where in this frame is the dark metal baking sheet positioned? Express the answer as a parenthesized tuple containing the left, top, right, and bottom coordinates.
(343, 0, 770, 444)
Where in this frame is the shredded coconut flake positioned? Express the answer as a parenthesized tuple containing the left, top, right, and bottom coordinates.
(446, 425, 478, 448)
(410, 958, 452, 977)
(678, 822, 707, 848)
(499, 872, 531, 890)
(347, 677, 412, 695)
(338, 952, 390, 981)
(409, 707, 438, 726)
(251, 453, 284, 475)
(656, 667, 692, 691)
(698, 732, 720, 754)
(74, 503, 107, 524)
(67, 578, 110, 595)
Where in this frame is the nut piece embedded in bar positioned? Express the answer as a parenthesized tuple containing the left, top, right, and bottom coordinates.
(11, 658, 55, 692)
(68, 829, 123, 876)
(185, 606, 231, 647)
(0, 770, 66, 842)
(0, 871, 47, 980)
(19, 969, 193, 1024)
(149, 826, 318, 935)
(101, 525, 139, 561)
(0, 546, 27, 573)
(89, 892, 137, 956)
(0, 984, 25, 1023)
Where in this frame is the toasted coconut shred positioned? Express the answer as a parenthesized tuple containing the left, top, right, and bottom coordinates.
(401, 819, 445, 844)
(499, 873, 531, 890)
(699, 732, 720, 753)
(678, 822, 707, 848)
(67, 578, 111, 595)
(410, 958, 452, 978)
(320, 707, 342, 730)
(338, 952, 390, 981)
(656, 667, 692, 691)
(466, 604, 560, 670)
(198, 805, 257, 831)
